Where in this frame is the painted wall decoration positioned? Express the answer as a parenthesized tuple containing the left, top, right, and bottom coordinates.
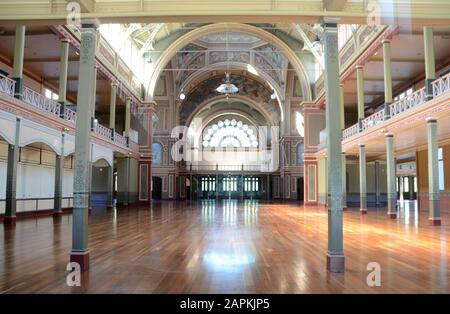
(180, 74, 277, 125)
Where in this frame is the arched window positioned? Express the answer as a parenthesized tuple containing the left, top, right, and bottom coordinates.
(202, 119, 258, 148)
(152, 143, 163, 165)
(297, 143, 304, 166)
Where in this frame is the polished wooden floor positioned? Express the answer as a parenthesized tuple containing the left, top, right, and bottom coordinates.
(0, 200, 449, 293)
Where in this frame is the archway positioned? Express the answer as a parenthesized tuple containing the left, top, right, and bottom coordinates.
(147, 23, 312, 101)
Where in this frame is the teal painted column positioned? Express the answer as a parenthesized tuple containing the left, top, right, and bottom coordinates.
(109, 83, 117, 137)
(123, 156, 130, 206)
(426, 117, 441, 226)
(58, 39, 69, 118)
(70, 22, 98, 271)
(423, 27, 435, 100)
(356, 65, 365, 130)
(106, 159, 114, 209)
(323, 17, 345, 273)
(386, 134, 397, 219)
(4, 117, 21, 225)
(12, 25, 25, 99)
(359, 144, 367, 214)
(53, 133, 65, 217)
(342, 152, 347, 211)
(383, 40, 393, 119)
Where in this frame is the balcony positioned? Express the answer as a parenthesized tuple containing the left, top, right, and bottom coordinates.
(0, 73, 135, 149)
(342, 72, 450, 141)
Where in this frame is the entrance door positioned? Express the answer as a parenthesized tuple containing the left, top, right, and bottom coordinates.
(297, 177, 304, 201)
(152, 176, 162, 199)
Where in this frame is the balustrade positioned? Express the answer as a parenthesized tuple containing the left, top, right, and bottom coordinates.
(0, 73, 15, 96)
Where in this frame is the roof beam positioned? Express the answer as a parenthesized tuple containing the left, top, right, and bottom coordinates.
(1, 1, 449, 26)
(24, 57, 79, 63)
(323, 0, 347, 11)
(294, 24, 324, 69)
(139, 24, 162, 56)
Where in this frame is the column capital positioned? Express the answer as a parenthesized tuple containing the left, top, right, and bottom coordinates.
(382, 39, 391, 44)
(356, 64, 364, 70)
(359, 143, 365, 148)
(385, 133, 394, 138)
(426, 117, 437, 123)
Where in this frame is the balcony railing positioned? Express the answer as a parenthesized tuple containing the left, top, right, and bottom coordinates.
(0, 73, 15, 96)
(94, 123, 112, 140)
(64, 108, 77, 123)
(432, 72, 450, 98)
(114, 133, 127, 146)
(389, 87, 426, 117)
(23, 86, 61, 116)
(0, 79, 134, 149)
(342, 72, 450, 140)
(361, 109, 385, 131)
(342, 124, 359, 139)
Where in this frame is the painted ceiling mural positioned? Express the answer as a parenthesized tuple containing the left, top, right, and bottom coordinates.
(179, 74, 279, 125)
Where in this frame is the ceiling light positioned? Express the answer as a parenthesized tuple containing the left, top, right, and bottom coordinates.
(270, 90, 277, 100)
(216, 72, 239, 95)
(179, 92, 186, 100)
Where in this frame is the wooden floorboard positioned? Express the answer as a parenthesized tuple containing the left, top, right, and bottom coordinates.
(0, 200, 449, 293)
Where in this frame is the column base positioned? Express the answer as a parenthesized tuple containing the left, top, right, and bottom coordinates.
(70, 250, 90, 272)
(3, 216, 16, 225)
(387, 212, 397, 219)
(342, 207, 347, 211)
(360, 208, 367, 214)
(428, 218, 441, 226)
(326, 252, 345, 273)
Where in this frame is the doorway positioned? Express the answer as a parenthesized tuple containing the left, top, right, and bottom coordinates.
(152, 176, 162, 199)
(297, 177, 304, 202)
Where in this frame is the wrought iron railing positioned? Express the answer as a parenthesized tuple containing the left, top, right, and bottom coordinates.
(361, 109, 385, 131)
(432, 72, 450, 98)
(64, 108, 77, 123)
(342, 73, 450, 140)
(94, 123, 112, 139)
(389, 87, 426, 117)
(1, 78, 137, 150)
(0, 73, 15, 96)
(22, 86, 61, 116)
(342, 124, 359, 139)
(114, 133, 127, 146)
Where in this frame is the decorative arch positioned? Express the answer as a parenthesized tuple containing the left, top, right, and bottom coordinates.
(178, 61, 285, 103)
(147, 23, 312, 101)
(92, 158, 111, 168)
(0, 129, 14, 145)
(20, 139, 60, 155)
(184, 95, 277, 129)
(186, 97, 273, 150)
(91, 144, 113, 167)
